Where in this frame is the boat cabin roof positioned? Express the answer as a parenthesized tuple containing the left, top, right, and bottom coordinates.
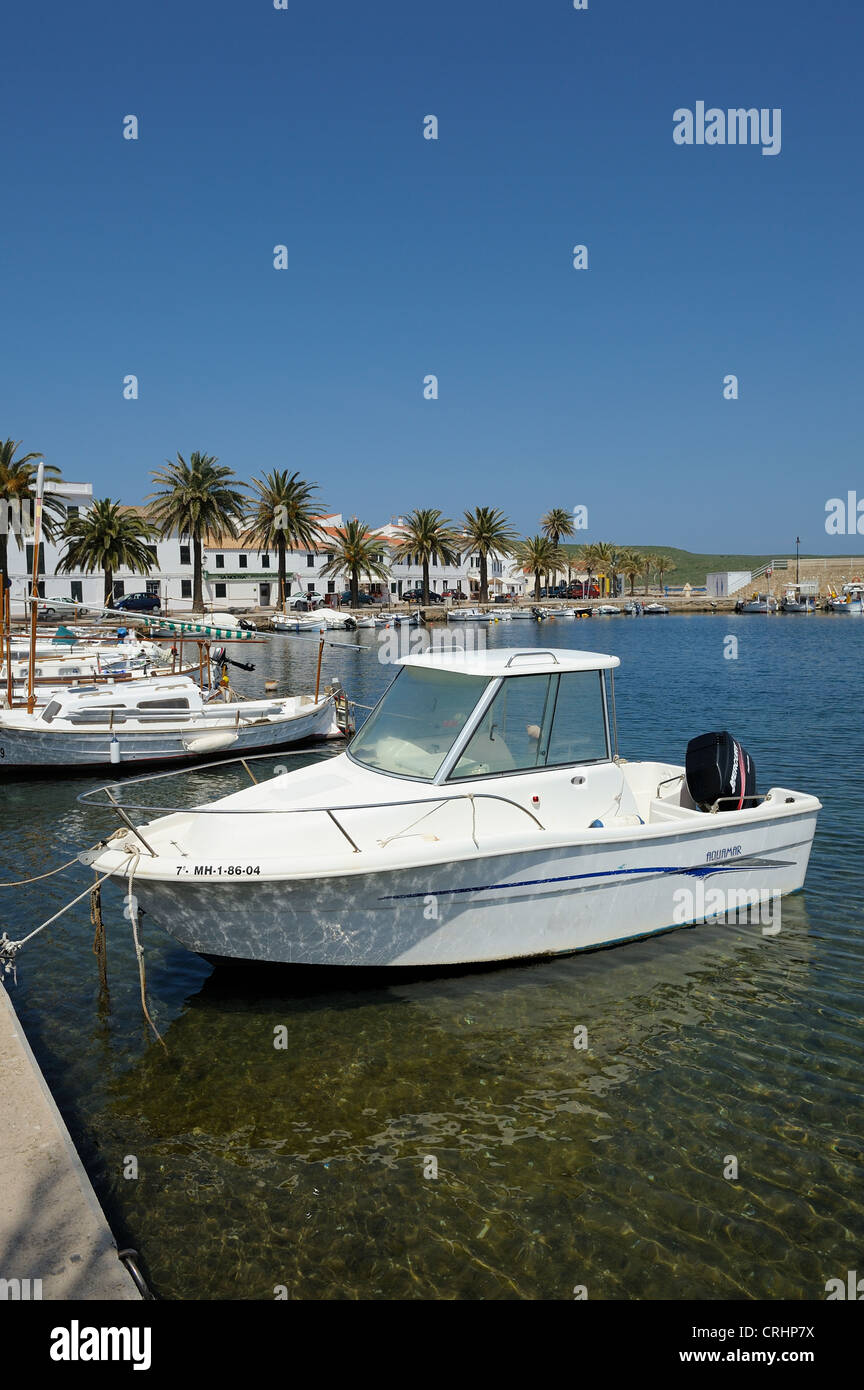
(397, 647, 620, 677)
(48, 676, 199, 712)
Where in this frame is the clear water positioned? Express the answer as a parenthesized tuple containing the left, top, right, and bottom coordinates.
(2, 613, 862, 1300)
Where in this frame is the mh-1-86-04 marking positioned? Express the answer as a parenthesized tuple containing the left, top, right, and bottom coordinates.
(175, 865, 263, 877)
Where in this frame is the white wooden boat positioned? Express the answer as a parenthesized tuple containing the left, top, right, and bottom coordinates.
(82, 647, 820, 967)
(0, 645, 192, 693)
(272, 608, 356, 632)
(446, 608, 494, 623)
(826, 584, 864, 614)
(736, 594, 778, 614)
(0, 674, 343, 768)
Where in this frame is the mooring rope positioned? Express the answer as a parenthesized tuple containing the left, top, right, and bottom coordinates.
(0, 866, 119, 982)
(125, 855, 167, 1052)
(0, 854, 89, 888)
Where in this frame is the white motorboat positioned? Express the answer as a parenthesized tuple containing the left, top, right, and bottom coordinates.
(592, 605, 621, 616)
(0, 673, 345, 769)
(504, 608, 536, 619)
(272, 608, 356, 632)
(446, 608, 494, 622)
(779, 585, 816, 613)
(735, 594, 778, 615)
(81, 647, 821, 967)
(644, 602, 670, 615)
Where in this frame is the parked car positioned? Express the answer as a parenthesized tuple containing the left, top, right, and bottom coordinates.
(288, 593, 323, 611)
(37, 600, 90, 618)
(442, 588, 467, 600)
(493, 593, 515, 603)
(338, 591, 377, 606)
(113, 592, 161, 613)
(401, 588, 444, 604)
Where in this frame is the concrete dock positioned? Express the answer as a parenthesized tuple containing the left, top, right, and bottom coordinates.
(0, 980, 141, 1299)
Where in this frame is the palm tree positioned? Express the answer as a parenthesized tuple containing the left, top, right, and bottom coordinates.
(57, 500, 158, 604)
(394, 508, 460, 604)
(243, 470, 323, 609)
(577, 543, 599, 600)
(0, 440, 63, 593)
(620, 550, 644, 597)
(148, 452, 247, 610)
(319, 518, 389, 606)
(641, 553, 657, 596)
(591, 541, 624, 599)
(514, 536, 565, 602)
(541, 507, 575, 588)
(654, 554, 677, 594)
(461, 507, 518, 604)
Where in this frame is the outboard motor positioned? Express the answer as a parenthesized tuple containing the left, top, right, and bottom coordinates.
(685, 731, 758, 812)
(210, 646, 255, 672)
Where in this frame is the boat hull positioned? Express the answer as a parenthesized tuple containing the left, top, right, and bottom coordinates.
(0, 699, 339, 769)
(116, 805, 818, 966)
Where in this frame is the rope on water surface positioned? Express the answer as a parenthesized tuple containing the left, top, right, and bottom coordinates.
(0, 853, 89, 888)
(0, 865, 119, 981)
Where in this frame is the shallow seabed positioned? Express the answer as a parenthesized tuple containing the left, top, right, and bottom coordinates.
(2, 613, 862, 1299)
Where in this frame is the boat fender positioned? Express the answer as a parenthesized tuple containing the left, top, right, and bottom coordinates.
(590, 818, 604, 828)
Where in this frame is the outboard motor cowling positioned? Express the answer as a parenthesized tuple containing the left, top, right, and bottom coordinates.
(685, 731, 758, 812)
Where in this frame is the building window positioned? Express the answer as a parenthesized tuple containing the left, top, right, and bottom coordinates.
(239, 554, 248, 569)
(146, 546, 158, 564)
(113, 581, 125, 597)
(307, 583, 316, 595)
(70, 581, 83, 603)
(25, 545, 45, 575)
(327, 580, 335, 593)
(261, 554, 270, 568)
(179, 545, 191, 565)
(215, 554, 225, 569)
(66, 505, 79, 519)
(306, 553, 315, 568)
(146, 580, 160, 596)
(214, 582, 227, 599)
(181, 580, 192, 599)
(391, 582, 397, 594)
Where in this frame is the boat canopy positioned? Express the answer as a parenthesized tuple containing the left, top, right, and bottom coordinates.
(349, 648, 617, 782)
(397, 648, 620, 676)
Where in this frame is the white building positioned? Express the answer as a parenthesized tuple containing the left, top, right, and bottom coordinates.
(5, 492, 529, 613)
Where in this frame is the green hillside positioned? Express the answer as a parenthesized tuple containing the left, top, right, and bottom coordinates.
(558, 545, 796, 587)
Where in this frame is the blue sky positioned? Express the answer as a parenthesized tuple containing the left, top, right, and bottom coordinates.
(1, 0, 861, 552)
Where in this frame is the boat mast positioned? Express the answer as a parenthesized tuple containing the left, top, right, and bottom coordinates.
(26, 461, 45, 714)
(2, 580, 13, 707)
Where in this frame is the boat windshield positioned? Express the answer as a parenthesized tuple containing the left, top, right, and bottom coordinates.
(349, 666, 490, 779)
